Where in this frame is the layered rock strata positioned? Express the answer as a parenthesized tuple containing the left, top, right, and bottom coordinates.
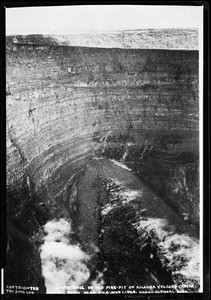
(5, 34, 199, 291)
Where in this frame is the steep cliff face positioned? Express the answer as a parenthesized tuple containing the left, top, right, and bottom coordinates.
(6, 37, 198, 213)
(5, 35, 199, 291)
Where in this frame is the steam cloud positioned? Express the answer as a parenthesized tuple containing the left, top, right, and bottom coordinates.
(136, 217, 200, 290)
(40, 218, 91, 294)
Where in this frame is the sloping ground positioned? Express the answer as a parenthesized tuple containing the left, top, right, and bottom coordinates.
(73, 158, 199, 290)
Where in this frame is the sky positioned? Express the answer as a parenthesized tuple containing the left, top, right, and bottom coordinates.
(6, 5, 203, 35)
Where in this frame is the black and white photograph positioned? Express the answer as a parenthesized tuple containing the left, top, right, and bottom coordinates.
(2, 3, 207, 296)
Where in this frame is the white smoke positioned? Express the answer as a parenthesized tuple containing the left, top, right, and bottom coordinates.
(89, 271, 105, 294)
(101, 178, 143, 215)
(120, 189, 143, 204)
(40, 218, 91, 294)
(136, 217, 200, 290)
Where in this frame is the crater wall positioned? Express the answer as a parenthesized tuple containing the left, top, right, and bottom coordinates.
(6, 38, 199, 218)
(5, 34, 200, 291)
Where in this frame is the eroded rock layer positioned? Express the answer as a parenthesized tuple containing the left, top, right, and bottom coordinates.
(5, 36, 199, 291)
(7, 38, 198, 214)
